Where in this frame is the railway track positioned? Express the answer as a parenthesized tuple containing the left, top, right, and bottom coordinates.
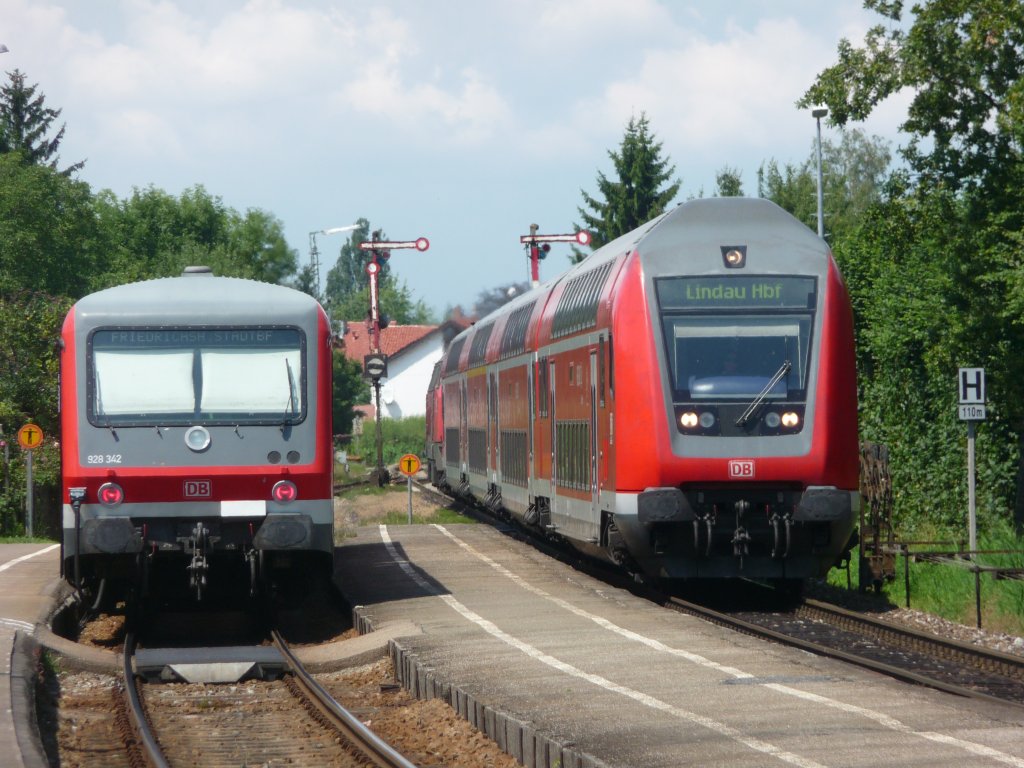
(412, 476, 1024, 709)
(667, 593, 1024, 709)
(119, 631, 418, 768)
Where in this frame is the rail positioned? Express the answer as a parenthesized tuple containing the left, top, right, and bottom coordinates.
(271, 629, 419, 768)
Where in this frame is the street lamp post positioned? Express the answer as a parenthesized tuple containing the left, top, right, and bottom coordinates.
(308, 224, 359, 300)
(812, 107, 828, 239)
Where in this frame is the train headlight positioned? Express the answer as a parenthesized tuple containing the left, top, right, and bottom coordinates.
(699, 411, 716, 428)
(97, 482, 124, 507)
(679, 411, 699, 428)
(184, 425, 211, 452)
(764, 412, 781, 428)
(721, 245, 747, 269)
(781, 411, 800, 428)
(271, 480, 298, 503)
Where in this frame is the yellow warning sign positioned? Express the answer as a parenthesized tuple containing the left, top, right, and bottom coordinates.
(398, 453, 421, 477)
(17, 423, 44, 450)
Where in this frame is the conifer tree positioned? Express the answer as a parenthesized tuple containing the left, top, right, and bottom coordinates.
(0, 69, 84, 175)
(573, 113, 679, 262)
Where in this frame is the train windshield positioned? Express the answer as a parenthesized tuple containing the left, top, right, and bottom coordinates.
(88, 327, 306, 425)
(655, 276, 816, 400)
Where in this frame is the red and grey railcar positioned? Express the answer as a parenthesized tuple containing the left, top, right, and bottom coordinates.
(426, 198, 859, 585)
(60, 267, 335, 601)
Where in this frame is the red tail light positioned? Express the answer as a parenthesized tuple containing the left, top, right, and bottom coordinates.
(271, 480, 298, 503)
(97, 482, 124, 506)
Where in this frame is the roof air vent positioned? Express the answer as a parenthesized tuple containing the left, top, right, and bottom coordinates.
(183, 266, 213, 276)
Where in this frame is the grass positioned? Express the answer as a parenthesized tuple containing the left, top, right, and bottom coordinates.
(0, 535, 57, 544)
(826, 523, 1024, 635)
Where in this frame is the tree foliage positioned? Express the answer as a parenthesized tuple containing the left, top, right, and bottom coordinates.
(0, 69, 84, 175)
(332, 353, 370, 437)
(573, 113, 680, 262)
(714, 166, 744, 197)
(323, 219, 390, 309)
(472, 282, 530, 318)
(0, 154, 106, 297)
(804, 0, 1024, 532)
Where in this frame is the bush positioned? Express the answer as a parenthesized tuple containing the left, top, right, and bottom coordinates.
(350, 416, 426, 466)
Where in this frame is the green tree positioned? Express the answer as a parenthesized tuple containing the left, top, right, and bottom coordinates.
(332, 280, 434, 327)
(758, 129, 891, 242)
(94, 184, 298, 285)
(332, 352, 370, 436)
(803, 0, 1024, 530)
(0, 154, 106, 297)
(715, 166, 744, 197)
(0, 289, 72, 535)
(324, 219, 391, 310)
(573, 113, 680, 262)
(0, 69, 84, 174)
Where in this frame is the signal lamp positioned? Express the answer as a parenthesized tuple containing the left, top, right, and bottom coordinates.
(97, 482, 124, 507)
(781, 412, 800, 428)
(679, 412, 699, 428)
(271, 480, 298, 503)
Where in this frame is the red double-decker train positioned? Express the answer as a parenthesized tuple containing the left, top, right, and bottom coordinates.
(426, 198, 858, 588)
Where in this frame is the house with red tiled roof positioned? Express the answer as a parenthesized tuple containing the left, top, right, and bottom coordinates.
(338, 319, 467, 422)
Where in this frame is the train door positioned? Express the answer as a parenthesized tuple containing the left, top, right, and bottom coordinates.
(460, 379, 468, 480)
(549, 358, 557, 490)
(590, 349, 599, 520)
(489, 371, 498, 483)
(527, 363, 535, 483)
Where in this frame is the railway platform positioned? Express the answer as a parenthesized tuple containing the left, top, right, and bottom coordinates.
(334, 522, 1024, 768)
(0, 543, 62, 768)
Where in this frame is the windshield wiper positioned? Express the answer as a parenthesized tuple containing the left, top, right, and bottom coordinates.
(281, 358, 297, 431)
(735, 360, 792, 427)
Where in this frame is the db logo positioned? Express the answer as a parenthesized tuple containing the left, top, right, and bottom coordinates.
(728, 460, 755, 479)
(184, 480, 212, 498)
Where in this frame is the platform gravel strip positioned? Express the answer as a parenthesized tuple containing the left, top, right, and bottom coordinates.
(379, 628, 613, 768)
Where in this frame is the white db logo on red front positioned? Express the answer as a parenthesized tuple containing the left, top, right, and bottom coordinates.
(184, 480, 212, 498)
(728, 460, 755, 478)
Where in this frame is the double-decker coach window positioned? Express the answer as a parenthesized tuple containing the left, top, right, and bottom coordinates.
(655, 276, 816, 400)
(88, 327, 305, 425)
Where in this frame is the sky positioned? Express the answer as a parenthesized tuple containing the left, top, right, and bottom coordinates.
(2, 0, 912, 318)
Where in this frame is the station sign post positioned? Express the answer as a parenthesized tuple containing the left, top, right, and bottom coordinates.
(958, 367, 986, 555)
(398, 453, 421, 524)
(17, 423, 44, 538)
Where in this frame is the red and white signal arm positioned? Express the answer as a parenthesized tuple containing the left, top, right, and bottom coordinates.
(366, 261, 380, 276)
(575, 230, 592, 246)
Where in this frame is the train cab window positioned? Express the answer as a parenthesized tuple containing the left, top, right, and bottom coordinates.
(88, 327, 306, 426)
(655, 276, 816, 401)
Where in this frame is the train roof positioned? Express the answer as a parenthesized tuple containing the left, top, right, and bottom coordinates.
(440, 198, 828, 371)
(71, 268, 323, 328)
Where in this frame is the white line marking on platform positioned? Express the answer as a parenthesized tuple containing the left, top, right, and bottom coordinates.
(0, 543, 59, 573)
(0, 618, 34, 633)
(379, 525, 825, 768)
(431, 524, 1024, 768)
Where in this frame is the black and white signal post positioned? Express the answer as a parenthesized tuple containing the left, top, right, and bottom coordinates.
(958, 367, 986, 554)
(358, 232, 430, 484)
(520, 226, 592, 288)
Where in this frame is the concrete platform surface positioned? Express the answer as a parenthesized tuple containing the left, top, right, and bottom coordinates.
(335, 523, 1024, 768)
(1, 543, 61, 768)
